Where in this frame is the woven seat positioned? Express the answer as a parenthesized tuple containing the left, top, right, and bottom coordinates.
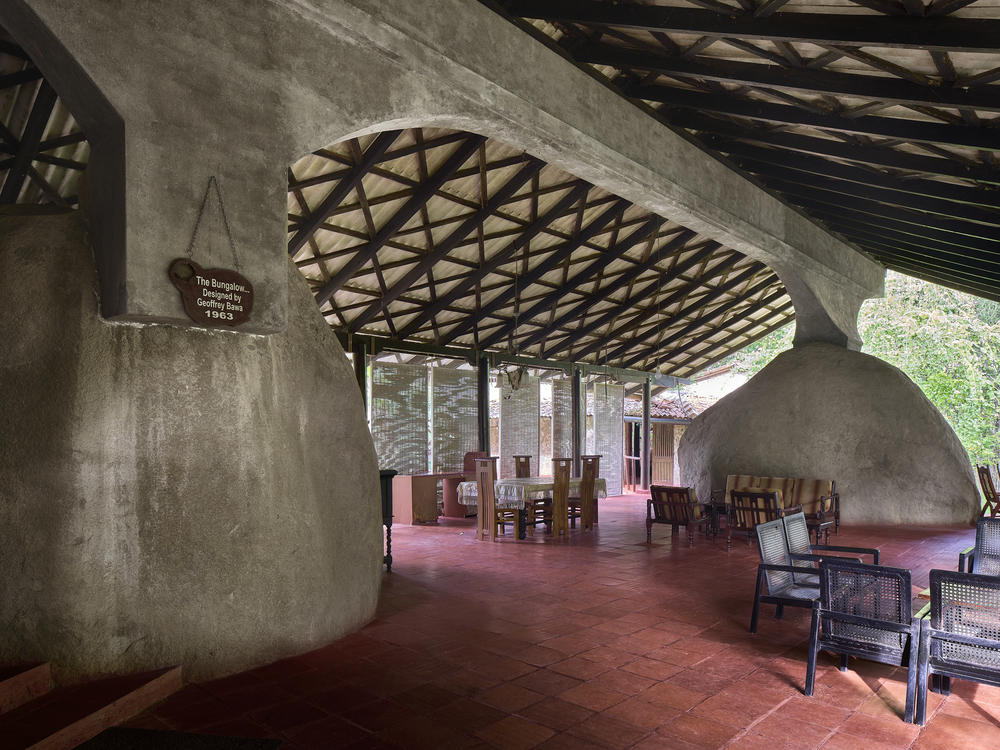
(958, 517, 1000, 575)
(749, 517, 819, 634)
(647, 485, 713, 545)
(916, 569, 1000, 725)
(805, 559, 920, 724)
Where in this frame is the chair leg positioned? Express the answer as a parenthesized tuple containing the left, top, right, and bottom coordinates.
(839, 653, 848, 672)
(687, 527, 694, 546)
(749, 567, 764, 634)
(916, 619, 929, 726)
(646, 517, 652, 544)
(903, 621, 919, 724)
(775, 603, 784, 620)
(805, 606, 820, 696)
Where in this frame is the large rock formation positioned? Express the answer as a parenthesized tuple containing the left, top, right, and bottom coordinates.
(679, 342, 979, 526)
(0, 211, 383, 680)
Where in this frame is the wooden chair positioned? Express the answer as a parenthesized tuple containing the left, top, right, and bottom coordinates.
(514, 455, 552, 536)
(474, 457, 516, 541)
(750, 517, 820, 634)
(805, 559, 920, 724)
(727, 489, 798, 549)
(551, 457, 572, 538)
(646, 485, 713, 545)
(976, 465, 999, 517)
(916, 569, 1000, 725)
(958, 517, 1000, 575)
(570, 454, 600, 530)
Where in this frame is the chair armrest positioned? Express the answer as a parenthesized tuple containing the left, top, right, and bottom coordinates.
(958, 546, 974, 573)
(778, 504, 803, 517)
(758, 563, 817, 575)
(812, 544, 880, 565)
(791, 552, 862, 564)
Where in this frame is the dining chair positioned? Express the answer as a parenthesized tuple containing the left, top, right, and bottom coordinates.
(570, 455, 600, 530)
(552, 457, 572, 538)
(474, 456, 514, 541)
(805, 559, 920, 724)
(514, 455, 532, 478)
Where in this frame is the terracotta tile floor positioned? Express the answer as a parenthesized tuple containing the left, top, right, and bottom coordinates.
(125, 494, 1000, 749)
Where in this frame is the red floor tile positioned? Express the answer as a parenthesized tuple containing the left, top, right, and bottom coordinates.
(116, 496, 981, 750)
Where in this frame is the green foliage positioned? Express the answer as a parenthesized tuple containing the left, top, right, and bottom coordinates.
(721, 272, 1000, 465)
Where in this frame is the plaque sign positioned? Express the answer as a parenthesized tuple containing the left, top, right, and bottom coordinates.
(169, 258, 254, 327)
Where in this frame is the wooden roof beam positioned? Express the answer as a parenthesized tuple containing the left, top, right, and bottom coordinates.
(578, 44, 1000, 114)
(0, 80, 56, 203)
(395, 182, 591, 340)
(313, 134, 486, 307)
(504, 0, 1000, 52)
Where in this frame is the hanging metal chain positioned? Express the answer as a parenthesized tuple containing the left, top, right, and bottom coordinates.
(185, 175, 242, 270)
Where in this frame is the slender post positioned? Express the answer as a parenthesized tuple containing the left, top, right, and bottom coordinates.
(351, 337, 369, 412)
(642, 377, 652, 490)
(571, 365, 583, 475)
(477, 352, 490, 452)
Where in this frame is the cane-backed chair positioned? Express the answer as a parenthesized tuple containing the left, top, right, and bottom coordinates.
(750, 517, 819, 634)
(805, 559, 920, 724)
(916, 569, 1000, 725)
(976, 465, 1000, 518)
(728, 490, 798, 549)
(958, 517, 1000, 575)
(569, 455, 600, 530)
(782, 512, 880, 586)
(647, 485, 713, 545)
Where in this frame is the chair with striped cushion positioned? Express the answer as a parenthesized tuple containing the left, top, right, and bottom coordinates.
(750, 517, 819, 634)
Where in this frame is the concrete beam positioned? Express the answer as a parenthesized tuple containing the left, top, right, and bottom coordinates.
(3, 0, 883, 341)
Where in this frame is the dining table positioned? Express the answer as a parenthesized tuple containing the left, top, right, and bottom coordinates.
(458, 475, 608, 538)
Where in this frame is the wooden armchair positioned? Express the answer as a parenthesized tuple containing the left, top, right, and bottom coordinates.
(727, 489, 799, 549)
(647, 485, 713, 545)
(976, 465, 999, 517)
(916, 569, 1000, 725)
(958, 517, 1000, 575)
(806, 559, 920, 724)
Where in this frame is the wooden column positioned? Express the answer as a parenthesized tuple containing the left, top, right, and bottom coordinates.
(571, 366, 583, 476)
(642, 377, 652, 490)
(476, 352, 490, 453)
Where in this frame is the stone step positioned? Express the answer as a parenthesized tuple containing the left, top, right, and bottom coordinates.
(0, 664, 53, 714)
(0, 666, 182, 750)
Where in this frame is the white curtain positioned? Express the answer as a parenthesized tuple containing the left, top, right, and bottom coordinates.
(370, 362, 428, 474)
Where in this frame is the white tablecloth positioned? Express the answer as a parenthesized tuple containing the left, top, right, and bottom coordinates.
(457, 476, 608, 509)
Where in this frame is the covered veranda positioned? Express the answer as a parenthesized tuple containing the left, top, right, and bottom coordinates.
(1, 1, 999, 748)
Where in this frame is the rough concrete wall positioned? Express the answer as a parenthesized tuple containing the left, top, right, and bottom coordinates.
(0, 212, 383, 680)
(679, 343, 979, 526)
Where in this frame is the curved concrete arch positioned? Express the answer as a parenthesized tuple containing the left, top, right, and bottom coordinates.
(4, 0, 883, 344)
